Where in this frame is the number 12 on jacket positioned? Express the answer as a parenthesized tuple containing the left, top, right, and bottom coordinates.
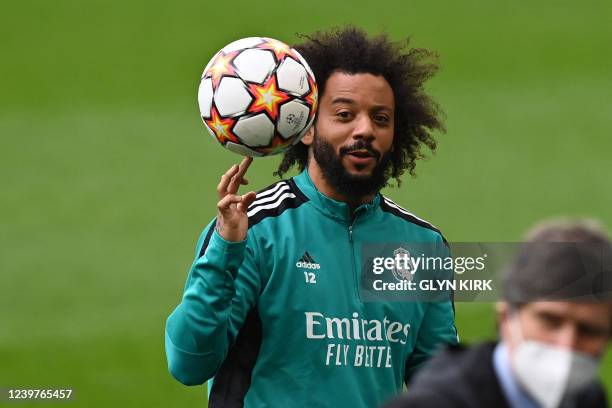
(304, 272, 317, 284)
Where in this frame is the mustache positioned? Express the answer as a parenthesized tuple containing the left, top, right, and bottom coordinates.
(339, 141, 381, 160)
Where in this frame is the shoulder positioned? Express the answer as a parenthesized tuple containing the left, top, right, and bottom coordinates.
(246, 178, 309, 228)
(379, 195, 448, 245)
(389, 343, 504, 408)
(414, 342, 496, 379)
(382, 391, 456, 408)
(194, 178, 308, 258)
(569, 382, 609, 408)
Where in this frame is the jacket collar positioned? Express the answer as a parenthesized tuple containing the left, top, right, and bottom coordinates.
(293, 169, 380, 222)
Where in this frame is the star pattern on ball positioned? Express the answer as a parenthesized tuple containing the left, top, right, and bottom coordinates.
(258, 135, 292, 155)
(205, 106, 239, 145)
(205, 51, 239, 89)
(257, 38, 292, 62)
(247, 76, 290, 120)
(305, 78, 318, 119)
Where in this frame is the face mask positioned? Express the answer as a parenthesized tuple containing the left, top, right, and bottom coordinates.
(508, 312, 600, 408)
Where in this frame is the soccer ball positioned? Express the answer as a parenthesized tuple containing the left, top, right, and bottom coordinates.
(198, 37, 318, 157)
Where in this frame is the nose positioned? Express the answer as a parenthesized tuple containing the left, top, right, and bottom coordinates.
(351, 114, 375, 141)
(553, 324, 578, 350)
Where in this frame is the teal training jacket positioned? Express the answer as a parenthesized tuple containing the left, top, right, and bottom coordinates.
(165, 170, 458, 407)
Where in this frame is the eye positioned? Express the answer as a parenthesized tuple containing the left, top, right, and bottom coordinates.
(336, 110, 354, 121)
(374, 114, 391, 126)
(536, 311, 563, 330)
(578, 323, 608, 340)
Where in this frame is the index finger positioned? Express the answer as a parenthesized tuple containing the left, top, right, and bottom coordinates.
(236, 156, 253, 179)
(228, 156, 253, 194)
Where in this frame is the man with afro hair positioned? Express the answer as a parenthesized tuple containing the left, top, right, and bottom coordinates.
(166, 26, 458, 407)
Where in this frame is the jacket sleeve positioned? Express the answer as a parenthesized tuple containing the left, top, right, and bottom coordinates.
(164, 219, 263, 385)
(404, 235, 459, 385)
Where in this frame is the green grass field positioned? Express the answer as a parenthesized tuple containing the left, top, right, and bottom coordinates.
(1, 0, 611, 406)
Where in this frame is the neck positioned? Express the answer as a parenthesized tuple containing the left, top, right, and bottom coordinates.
(306, 158, 375, 208)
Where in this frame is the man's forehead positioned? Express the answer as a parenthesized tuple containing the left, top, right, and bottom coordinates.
(527, 301, 612, 326)
(322, 72, 394, 108)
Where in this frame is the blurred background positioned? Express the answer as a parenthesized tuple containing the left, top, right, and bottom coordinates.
(1, 0, 611, 405)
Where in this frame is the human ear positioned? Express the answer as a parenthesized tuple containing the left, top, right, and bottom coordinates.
(496, 302, 510, 338)
(301, 125, 315, 146)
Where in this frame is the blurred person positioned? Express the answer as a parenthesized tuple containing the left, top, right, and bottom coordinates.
(383, 219, 611, 408)
(165, 26, 458, 407)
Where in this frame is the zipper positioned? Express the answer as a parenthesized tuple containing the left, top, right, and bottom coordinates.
(348, 216, 362, 304)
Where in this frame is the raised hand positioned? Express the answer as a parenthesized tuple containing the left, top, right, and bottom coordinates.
(215, 156, 257, 242)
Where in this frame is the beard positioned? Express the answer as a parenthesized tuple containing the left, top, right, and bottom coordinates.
(311, 130, 392, 200)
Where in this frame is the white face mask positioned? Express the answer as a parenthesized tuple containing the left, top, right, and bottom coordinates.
(508, 312, 600, 408)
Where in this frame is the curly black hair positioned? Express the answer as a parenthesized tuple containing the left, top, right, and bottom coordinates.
(275, 26, 445, 186)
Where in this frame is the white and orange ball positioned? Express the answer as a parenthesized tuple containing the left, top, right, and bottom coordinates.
(198, 37, 318, 156)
